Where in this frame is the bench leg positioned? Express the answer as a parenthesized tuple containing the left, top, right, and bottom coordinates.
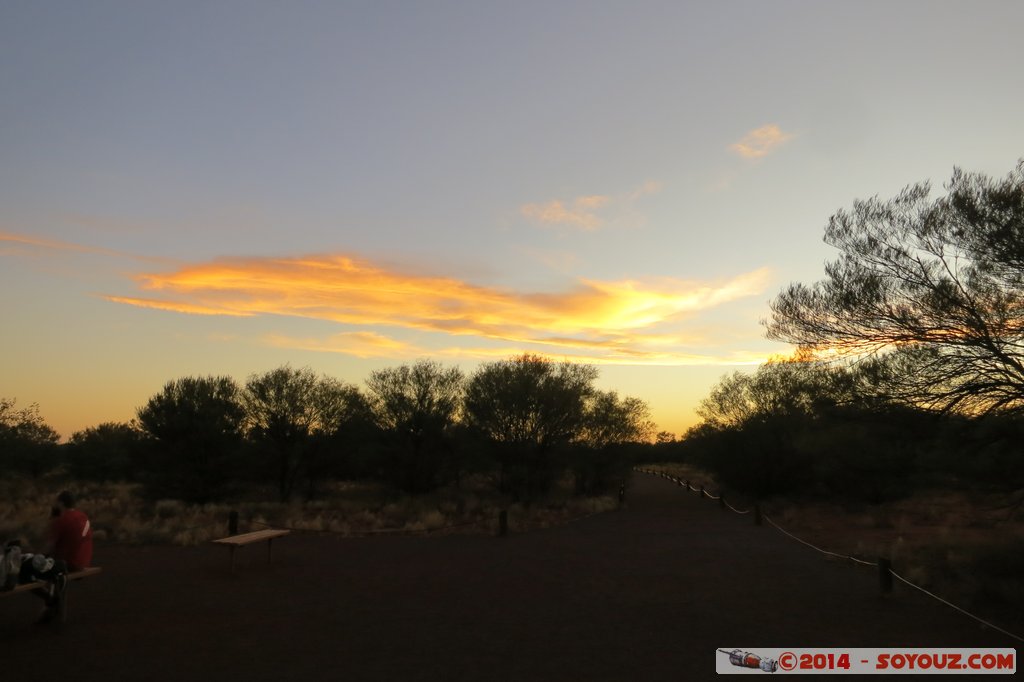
(59, 583, 68, 629)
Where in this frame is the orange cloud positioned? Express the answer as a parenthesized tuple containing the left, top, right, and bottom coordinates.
(729, 124, 794, 158)
(521, 181, 662, 231)
(104, 296, 255, 317)
(435, 345, 768, 366)
(265, 331, 769, 367)
(521, 196, 608, 230)
(0, 230, 174, 263)
(628, 180, 664, 200)
(266, 331, 420, 358)
(107, 253, 772, 363)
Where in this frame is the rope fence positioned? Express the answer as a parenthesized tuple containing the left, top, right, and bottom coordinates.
(761, 513, 877, 567)
(889, 570, 1024, 643)
(632, 466, 1024, 644)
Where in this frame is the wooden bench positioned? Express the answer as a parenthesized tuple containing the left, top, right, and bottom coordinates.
(0, 566, 103, 626)
(212, 529, 290, 571)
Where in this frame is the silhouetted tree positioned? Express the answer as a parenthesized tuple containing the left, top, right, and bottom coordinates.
(766, 161, 1024, 416)
(464, 354, 597, 500)
(688, 360, 892, 499)
(243, 366, 367, 501)
(572, 391, 654, 495)
(583, 392, 655, 449)
(0, 398, 60, 477)
(136, 376, 244, 503)
(65, 421, 143, 482)
(696, 356, 860, 429)
(303, 381, 375, 498)
(364, 360, 464, 494)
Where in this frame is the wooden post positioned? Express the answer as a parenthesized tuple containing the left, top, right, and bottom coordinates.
(498, 510, 508, 537)
(719, 494, 726, 510)
(685, 480, 690, 492)
(228, 510, 239, 536)
(618, 485, 625, 505)
(754, 504, 762, 526)
(879, 558, 893, 594)
(699, 485, 705, 498)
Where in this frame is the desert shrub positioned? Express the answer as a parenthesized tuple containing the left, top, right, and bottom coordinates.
(65, 422, 143, 482)
(690, 415, 816, 498)
(0, 398, 61, 478)
(569, 445, 633, 496)
(136, 376, 247, 503)
(963, 539, 1024, 614)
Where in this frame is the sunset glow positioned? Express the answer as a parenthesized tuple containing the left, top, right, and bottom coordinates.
(1, 2, 1021, 440)
(101, 251, 773, 361)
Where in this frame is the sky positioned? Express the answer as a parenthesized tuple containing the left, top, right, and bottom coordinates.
(2, 0, 1023, 440)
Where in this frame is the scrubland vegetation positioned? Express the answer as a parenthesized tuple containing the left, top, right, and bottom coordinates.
(2, 162, 1022, 624)
(1, 354, 646, 545)
(0, 474, 620, 549)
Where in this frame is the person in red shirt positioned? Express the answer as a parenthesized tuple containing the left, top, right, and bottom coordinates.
(47, 490, 93, 571)
(36, 491, 93, 624)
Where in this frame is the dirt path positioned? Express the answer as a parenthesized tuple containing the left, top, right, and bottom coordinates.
(2, 474, 1016, 680)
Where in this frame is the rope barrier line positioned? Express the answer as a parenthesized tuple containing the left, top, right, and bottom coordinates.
(762, 514, 877, 567)
(723, 499, 751, 515)
(634, 466, 1024, 644)
(890, 571, 1024, 644)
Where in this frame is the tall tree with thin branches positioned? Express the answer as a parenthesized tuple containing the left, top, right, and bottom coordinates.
(766, 161, 1024, 415)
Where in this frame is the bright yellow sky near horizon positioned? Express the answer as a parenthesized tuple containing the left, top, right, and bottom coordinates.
(2, 2, 1022, 440)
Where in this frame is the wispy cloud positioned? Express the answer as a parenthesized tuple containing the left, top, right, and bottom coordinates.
(266, 331, 420, 358)
(0, 230, 173, 264)
(729, 124, 794, 159)
(516, 247, 581, 274)
(627, 180, 663, 200)
(521, 180, 663, 231)
(106, 252, 772, 364)
(266, 331, 770, 367)
(521, 196, 609, 230)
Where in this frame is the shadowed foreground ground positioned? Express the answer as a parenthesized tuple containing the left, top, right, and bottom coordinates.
(2, 474, 1017, 680)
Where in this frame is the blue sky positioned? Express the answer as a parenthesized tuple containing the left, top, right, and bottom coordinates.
(2, 0, 1022, 438)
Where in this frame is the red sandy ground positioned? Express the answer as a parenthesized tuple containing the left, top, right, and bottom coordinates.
(2, 474, 1017, 681)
